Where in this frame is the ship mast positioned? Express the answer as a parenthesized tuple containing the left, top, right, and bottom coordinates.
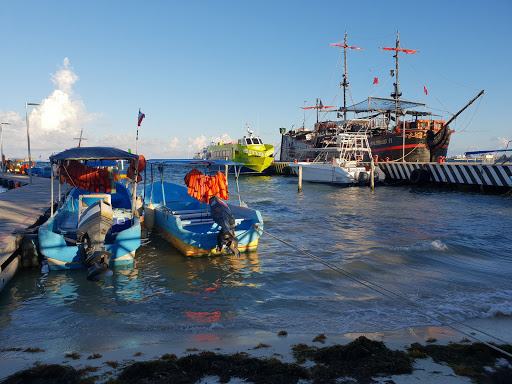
(379, 31, 419, 124)
(329, 32, 364, 122)
(342, 32, 349, 121)
(392, 31, 401, 119)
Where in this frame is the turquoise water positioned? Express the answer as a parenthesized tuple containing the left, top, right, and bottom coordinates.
(1, 170, 511, 358)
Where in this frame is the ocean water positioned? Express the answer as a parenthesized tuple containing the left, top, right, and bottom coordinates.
(1, 169, 511, 356)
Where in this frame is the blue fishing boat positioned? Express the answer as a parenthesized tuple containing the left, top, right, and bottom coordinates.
(143, 159, 263, 257)
(38, 147, 144, 280)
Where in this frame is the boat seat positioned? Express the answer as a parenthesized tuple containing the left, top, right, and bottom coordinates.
(175, 212, 212, 220)
(181, 218, 245, 227)
(57, 211, 79, 235)
(172, 209, 209, 215)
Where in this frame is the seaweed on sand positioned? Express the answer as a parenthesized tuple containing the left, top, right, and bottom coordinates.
(2, 364, 81, 384)
(293, 336, 413, 384)
(116, 351, 310, 384)
(417, 341, 512, 384)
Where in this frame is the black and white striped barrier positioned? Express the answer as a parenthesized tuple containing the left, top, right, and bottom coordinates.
(378, 162, 512, 189)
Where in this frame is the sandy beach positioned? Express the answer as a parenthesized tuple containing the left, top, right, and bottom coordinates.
(2, 316, 511, 383)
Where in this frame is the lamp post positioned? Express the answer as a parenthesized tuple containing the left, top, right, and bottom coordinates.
(25, 102, 40, 183)
(279, 127, 286, 162)
(0, 123, 9, 175)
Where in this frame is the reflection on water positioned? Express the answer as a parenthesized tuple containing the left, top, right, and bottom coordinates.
(1, 173, 512, 356)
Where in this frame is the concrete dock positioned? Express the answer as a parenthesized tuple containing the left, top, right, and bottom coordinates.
(0, 173, 65, 292)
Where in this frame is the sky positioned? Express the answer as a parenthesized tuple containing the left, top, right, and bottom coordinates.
(0, 0, 511, 160)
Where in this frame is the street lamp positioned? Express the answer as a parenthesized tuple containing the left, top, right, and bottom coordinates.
(0, 122, 9, 175)
(26, 102, 40, 183)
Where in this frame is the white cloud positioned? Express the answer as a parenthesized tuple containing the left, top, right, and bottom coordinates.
(0, 58, 99, 160)
(497, 137, 511, 149)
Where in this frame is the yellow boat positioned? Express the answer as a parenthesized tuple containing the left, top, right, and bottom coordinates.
(204, 126, 274, 174)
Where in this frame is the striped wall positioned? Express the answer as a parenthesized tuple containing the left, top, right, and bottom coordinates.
(378, 162, 512, 188)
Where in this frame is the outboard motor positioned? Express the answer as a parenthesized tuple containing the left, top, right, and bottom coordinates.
(209, 196, 241, 257)
(76, 199, 114, 281)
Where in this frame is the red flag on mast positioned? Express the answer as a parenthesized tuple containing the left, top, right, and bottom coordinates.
(423, 86, 428, 95)
(373, 77, 379, 85)
(138, 109, 145, 126)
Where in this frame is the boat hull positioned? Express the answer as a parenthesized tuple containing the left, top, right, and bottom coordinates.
(369, 131, 449, 162)
(38, 183, 141, 271)
(206, 143, 274, 173)
(145, 182, 263, 257)
(289, 163, 369, 185)
(282, 130, 449, 163)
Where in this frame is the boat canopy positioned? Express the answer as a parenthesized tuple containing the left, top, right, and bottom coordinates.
(50, 147, 138, 162)
(148, 159, 243, 167)
(345, 97, 431, 116)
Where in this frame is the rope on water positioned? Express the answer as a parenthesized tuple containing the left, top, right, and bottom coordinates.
(252, 224, 512, 359)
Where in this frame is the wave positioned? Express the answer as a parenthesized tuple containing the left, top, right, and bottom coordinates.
(389, 240, 448, 252)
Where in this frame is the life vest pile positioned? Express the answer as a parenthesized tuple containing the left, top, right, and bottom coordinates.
(60, 160, 118, 193)
(126, 155, 146, 183)
(184, 169, 228, 203)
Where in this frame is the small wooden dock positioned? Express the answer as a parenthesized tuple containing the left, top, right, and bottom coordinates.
(0, 174, 64, 292)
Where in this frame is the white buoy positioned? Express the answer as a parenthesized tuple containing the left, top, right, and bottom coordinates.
(145, 203, 155, 232)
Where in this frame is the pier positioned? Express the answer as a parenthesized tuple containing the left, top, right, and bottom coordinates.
(0, 174, 64, 291)
(378, 161, 512, 193)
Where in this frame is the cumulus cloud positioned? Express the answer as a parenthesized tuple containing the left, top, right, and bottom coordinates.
(497, 137, 511, 149)
(0, 58, 99, 159)
(186, 134, 234, 158)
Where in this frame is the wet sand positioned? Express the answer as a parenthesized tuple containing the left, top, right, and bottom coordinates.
(1, 317, 511, 383)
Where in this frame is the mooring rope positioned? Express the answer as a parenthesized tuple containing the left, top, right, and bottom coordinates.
(252, 224, 512, 359)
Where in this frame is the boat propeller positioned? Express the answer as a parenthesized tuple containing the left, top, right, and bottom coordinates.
(84, 249, 114, 282)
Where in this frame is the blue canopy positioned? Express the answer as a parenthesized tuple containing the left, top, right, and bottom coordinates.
(50, 147, 139, 162)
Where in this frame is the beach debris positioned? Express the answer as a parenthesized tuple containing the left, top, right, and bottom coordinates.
(252, 343, 271, 350)
(312, 333, 327, 343)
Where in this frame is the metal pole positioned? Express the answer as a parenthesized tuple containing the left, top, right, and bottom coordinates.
(370, 158, 375, 190)
(25, 103, 40, 184)
(402, 117, 406, 162)
(50, 161, 54, 217)
(136, 126, 139, 155)
(0, 123, 8, 176)
(298, 165, 302, 192)
(25, 103, 32, 183)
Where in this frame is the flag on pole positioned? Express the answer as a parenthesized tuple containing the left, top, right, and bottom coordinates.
(373, 77, 379, 85)
(138, 109, 145, 126)
(319, 100, 324, 108)
(423, 86, 428, 95)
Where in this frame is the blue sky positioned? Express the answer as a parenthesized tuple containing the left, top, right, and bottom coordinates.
(0, 0, 510, 160)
